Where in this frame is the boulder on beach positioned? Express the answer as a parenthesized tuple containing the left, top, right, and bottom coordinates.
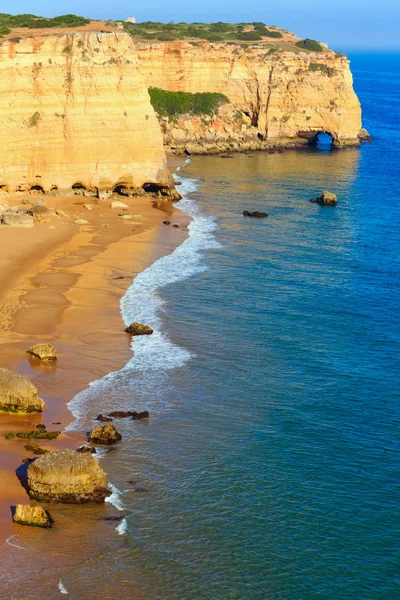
(2, 208, 34, 228)
(111, 200, 129, 209)
(88, 423, 122, 445)
(311, 191, 338, 205)
(27, 343, 57, 361)
(13, 504, 53, 528)
(0, 368, 44, 414)
(125, 322, 153, 336)
(28, 449, 110, 503)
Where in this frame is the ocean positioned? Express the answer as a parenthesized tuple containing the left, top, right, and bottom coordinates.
(3, 52, 400, 599)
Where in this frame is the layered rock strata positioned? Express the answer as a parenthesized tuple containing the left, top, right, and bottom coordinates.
(136, 41, 364, 152)
(28, 449, 110, 502)
(0, 32, 175, 197)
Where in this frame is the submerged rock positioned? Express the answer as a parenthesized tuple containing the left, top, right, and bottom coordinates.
(163, 220, 171, 225)
(76, 445, 96, 454)
(75, 218, 89, 225)
(28, 449, 110, 503)
(27, 343, 57, 361)
(243, 210, 268, 218)
(311, 191, 338, 205)
(13, 504, 53, 528)
(131, 411, 149, 421)
(125, 322, 153, 336)
(95, 414, 113, 422)
(0, 368, 44, 414)
(108, 410, 149, 420)
(88, 423, 122, 445)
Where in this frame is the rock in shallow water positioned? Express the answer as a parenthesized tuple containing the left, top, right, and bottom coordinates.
(243, 210, 268, 218)
(89, 423, 122, 445)
(125, 322, 153, 336)
(311, 191, 338, 205)
(28, 449, 110, 503)
(27, 343, 57, 361)
(0, 368, 44, 414)
(13, 504, 53, 528)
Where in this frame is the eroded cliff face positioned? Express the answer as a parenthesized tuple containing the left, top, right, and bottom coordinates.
(136, 42, 363, 152)
(0, 32, 173, 196)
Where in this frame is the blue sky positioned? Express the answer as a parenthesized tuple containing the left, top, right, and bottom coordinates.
(5, 0, 400, 49)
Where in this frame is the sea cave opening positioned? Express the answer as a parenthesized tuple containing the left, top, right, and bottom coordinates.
(314, 132, 335, 149)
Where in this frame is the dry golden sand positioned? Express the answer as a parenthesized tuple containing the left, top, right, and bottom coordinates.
(0, 188, 188, 542)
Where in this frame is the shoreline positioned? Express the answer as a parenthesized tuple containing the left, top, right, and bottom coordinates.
(0, 168, 189, 544)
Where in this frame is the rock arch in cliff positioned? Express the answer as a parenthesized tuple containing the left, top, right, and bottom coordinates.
(297, 129, 338, 147)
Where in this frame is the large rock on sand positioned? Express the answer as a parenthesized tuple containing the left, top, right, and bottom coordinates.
(88, 423, 122, 445)
(2, 208, 34, 228)
(27, 343, 57, 361)
(0, 368, 44, 413)
(125, 322, 153, 336)
(13, 504, 53, 528)
(28, 449, 110, 503)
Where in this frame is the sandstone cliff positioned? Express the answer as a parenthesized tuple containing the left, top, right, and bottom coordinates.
(0, 32, 174, 197)
(136, 42, 363, 153)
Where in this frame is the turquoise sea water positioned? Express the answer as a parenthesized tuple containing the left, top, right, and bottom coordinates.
(70, 52, 399, 600)
(4, 53, 399, 599)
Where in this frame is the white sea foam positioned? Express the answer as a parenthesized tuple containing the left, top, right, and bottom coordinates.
(5, 535, 27, 551)
(66, 169, 219, 433)
(58, 580, 68, 595)
(105, 482, 125, 511)
(116, 517, 128, 535)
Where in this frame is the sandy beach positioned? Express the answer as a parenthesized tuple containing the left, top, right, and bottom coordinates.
(0, 183, 188, 543)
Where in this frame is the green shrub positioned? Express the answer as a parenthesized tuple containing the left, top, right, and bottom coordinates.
(0, 13, 89, 31)
(149, 87, 229, 118)
(236, 31, 262, 41)
(5, 432, 15, 439)
(308, 62, 336, 76)
(264, 29, 283, 38)
(295, 38, 323, 52)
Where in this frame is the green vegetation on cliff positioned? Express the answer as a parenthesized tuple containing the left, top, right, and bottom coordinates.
(124, 21, 283, 42)
(148, 88, 229, 118)
(0, 13, 89, 37)
(295, 38, 323, 51)
(308, 63, 336, 76)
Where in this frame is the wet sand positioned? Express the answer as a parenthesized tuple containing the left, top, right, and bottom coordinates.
(0, 188, 188, 544)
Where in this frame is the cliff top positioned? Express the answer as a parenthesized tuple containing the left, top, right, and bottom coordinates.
(0, 13, 333, 53)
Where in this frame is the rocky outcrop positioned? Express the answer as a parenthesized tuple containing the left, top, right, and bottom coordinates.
(311, 191, 338, 205)
(0, 32, 175, 198)
(13, 504, 53, 528)
(88, 423, 122, 445)
(125, 322, 153, 335)
(243, 210, 268, 218)
(136, 41, 364, 152)
(27, 343, 57, 361)
(28, 449, 110, 503)
(0, 368, 44, 413)
(2, 208, 34, 227)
